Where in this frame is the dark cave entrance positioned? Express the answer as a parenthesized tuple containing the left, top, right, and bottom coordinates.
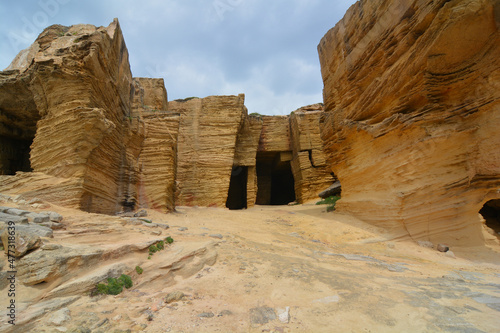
(0, 84, 39, 176)
(226, 166, 248, 210)
(0, 136, 33, 175)
(480, 199, 500, 238)
(255, 152, 296, 205)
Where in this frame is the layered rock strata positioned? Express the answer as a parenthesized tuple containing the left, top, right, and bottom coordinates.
(233, 115, 264, 208)
(133, 78, 178, 212)
(290, 104, 335, 203)
(0, 19, 333, 215)
(0, 19, 145, 214)
(169, 95, 247, 207)
(318, 0, 500, 245)
(255, 116, 294, 205)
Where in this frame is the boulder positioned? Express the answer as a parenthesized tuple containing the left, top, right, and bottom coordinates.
(250, 307, 277, 325)
(318, 181, 342, 199)
(26, 212, 50, 223)
(0, 224, 44, 257)
(437, 244, 450, 253)
(17, 246, 104, 285)
(0, 212, 28, 224)
(5, 208, 31, 216)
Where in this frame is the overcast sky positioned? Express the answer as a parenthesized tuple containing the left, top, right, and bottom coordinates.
(0, 0, 356, 115)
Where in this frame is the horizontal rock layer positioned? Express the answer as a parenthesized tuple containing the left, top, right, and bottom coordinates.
(290, 104, 335, 203)
(170, 95, 246, 207)
(0, 20, 334, 214)
(318, 0, 500, 245)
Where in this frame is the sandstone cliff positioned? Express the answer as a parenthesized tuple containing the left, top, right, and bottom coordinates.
(318, 0, 500, 245)
(290, 104, 335, 203)
(0, 19, 145, 214)
(133, 78, 178, 212)
(0, 19, 333, 215)
(233, 115, 263, 208)
(169, 95, 247, 207)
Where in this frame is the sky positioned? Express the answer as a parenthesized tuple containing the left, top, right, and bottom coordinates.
(0, 0, 356, 115)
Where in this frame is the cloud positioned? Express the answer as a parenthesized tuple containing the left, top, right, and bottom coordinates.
(0, 0, 356, 115)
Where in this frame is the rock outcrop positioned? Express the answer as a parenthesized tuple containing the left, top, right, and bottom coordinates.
(133, 78, 179, 212)
(0, 19, 334, 215)
(232, 115, 263, 208)
(0, 19, 145, 214)
(255, 116, 294, 205)
(290, 104, 335, 203)
(169, 95, 247, 207)
(318, 0, 500, 245)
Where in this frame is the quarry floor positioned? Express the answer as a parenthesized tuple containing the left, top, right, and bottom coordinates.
(1, 202, 500, 333)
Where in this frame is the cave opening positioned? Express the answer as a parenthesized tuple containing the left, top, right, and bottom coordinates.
(0, 87, 40, 176)
(255, 152, 296, 205)
(480, 199, 500, 238)
(0, 136, 33, 175)
(226, 166, 248, 210)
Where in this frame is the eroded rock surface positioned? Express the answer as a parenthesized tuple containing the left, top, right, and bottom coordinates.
(0, 19, 145, 214)
(290, 104, 335, 203)
(170, 95, 247, 207)
(318, 0, 500, 245)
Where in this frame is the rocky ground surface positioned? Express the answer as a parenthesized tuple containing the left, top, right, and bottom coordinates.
(0, 195, 499, 332)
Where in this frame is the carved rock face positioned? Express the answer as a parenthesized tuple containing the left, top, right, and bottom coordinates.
(0, 19, 332, 215)
(318, 0, 500, 245)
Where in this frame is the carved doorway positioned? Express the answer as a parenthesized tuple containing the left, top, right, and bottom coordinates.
(226, 166, 248, 210)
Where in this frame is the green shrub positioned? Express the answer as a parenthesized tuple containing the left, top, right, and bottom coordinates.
(174, 97, 198, 102)
(96, 283, 109, 295)
(106, 277, 124, 295)
(135, 266, 143, 275)
(149, 244, 158, 254)
(95, 274, 133, 295)
(316, 195, 341, 212)
(148, 238, 173, 258)
(119, 274, 133, 289)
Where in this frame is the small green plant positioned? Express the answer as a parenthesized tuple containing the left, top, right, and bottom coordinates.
(140, 218, 152, 223)
(316, 195, 341, 212)
(174, 97, 198, 102)
(148, 238, 174, 258)
(119, 274, 133, 288)
(249, 112, 263, 117)
(135, 266, 143, 275)
(149, 244, 158, 254)
(95, 274, 133, 295)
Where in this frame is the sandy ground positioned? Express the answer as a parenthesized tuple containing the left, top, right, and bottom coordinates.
(1, 202, 500, 332)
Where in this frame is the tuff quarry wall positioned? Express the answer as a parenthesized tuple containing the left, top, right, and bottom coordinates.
(290, 104, 335, 204)
(0, 19, 144, 215)
(318, 0, 500, 245)
(169, 95, 247, 208)
(0, 19, 334, 216)
(132, 78, 179, 212)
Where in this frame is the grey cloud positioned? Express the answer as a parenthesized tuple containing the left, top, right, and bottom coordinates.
(0, 0, 356, 114)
